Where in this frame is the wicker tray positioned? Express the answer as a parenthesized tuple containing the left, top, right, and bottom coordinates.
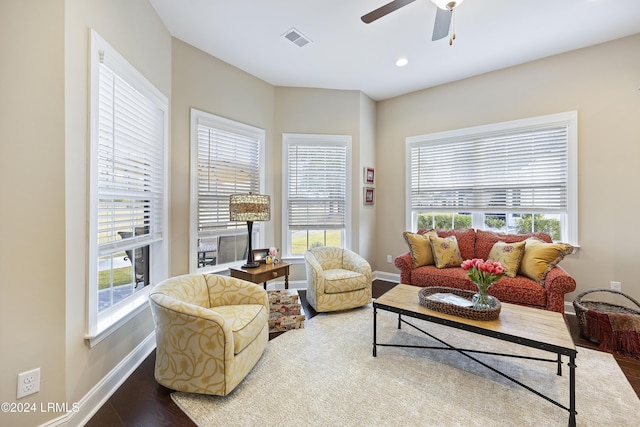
(418, 286, 501, 321)
(573, 289, 640, 342)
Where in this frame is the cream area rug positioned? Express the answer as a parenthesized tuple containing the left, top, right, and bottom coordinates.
(172, 305, 640, 427)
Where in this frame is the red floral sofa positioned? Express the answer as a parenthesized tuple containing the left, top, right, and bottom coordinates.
(394, 229, 576, 313)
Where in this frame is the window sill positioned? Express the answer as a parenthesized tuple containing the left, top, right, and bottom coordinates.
(196, 261, 243, 275)
(280, 256, 305, 264)
(85, 286, 151, 348)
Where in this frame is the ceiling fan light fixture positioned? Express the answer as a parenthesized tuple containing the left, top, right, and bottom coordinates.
(430, 0, 463, 10)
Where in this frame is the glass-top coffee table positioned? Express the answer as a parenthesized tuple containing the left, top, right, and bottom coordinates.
(373, 284, 577, 427)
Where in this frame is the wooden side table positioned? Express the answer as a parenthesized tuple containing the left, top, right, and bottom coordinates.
(229, 262, 290, 290)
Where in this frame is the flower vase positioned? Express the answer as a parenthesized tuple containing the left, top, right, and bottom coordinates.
(472, 282, 493, 310)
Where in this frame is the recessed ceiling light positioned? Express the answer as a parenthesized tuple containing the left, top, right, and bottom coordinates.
(395, 57, 409, 67)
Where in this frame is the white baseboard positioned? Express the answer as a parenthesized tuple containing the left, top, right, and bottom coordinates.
(564, 301, 576, 315)
(373, 270, 400, 283)
(264, 279, 307, 290)
(41, 332, 156, 427)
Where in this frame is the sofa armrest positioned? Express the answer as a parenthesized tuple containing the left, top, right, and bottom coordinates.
(543, 265, 576, 313)
(394, 253, 413, 284)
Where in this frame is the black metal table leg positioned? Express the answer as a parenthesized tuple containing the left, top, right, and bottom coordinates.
(373, 306, 377, 357)
(557, 354, 562, 376)
(568, 354, 577, 426)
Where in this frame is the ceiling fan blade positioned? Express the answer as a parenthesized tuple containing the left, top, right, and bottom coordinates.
(432, 7, 452, 40)
(361, 0, 417, 24)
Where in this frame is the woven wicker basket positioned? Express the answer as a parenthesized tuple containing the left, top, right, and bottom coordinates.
(418, 286, 501, 321)
(573, 289, 640, 342)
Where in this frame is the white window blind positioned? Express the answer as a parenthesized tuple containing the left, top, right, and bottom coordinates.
(196, 124, 261, 235)
(410, 124, 569, 213)
(88, 29, 168, 344)
(287, 141, 347, 229)
(96, 56, 164, 254)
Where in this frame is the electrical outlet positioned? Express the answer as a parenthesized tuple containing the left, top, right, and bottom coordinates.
(17, 368, 40, 399)
(610, 281, 622, 291)
(386, 255, 392, 263)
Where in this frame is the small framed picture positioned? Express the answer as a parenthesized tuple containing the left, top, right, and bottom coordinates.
(364, 167, 375, 184)
(252, 248, 269, 263)
(364, 187, 375, 205)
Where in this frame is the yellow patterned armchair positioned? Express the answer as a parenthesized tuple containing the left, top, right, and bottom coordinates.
(304, 247, 372, 312)
(149, 273, 269, 396)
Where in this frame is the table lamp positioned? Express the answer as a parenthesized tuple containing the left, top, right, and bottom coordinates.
(229, 193, 271, 268)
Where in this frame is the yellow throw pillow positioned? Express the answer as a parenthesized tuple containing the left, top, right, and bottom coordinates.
(519, 237, 574, 284)
(403, 230, 437, 268)
(428, 235, 463, 269)
(488, 240, 526, 278)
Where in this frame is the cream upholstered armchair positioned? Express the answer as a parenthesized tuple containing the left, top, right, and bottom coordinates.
(149, 273, 268, 396)
(304, 246, 372, 312)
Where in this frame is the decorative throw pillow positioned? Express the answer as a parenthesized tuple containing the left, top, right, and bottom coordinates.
(488, 240, 526, 278)
(403, 230, 437, 268)
(519, 237, 574, 285)
(474, 229, 552, 261)
(436, 228, 476, 260)
(428, 235, 463, 269)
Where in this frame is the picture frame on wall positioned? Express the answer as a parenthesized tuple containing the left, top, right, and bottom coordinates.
(364, 167, 375, 184)
(364, 187, 375, 205)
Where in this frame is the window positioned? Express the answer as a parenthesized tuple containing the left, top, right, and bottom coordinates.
(190, 109, 265, 272)
(282, 133, 351, 257)
(88, 30, 168, 343)
(406, 111, 578, 244)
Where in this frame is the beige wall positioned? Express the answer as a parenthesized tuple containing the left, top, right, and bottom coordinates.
(169, 39, 276, 276)
(65, 0, 171, 418)
(273, 87, 376, 280)
(170, 46, 377, 284)
(170, 60, 377, 282)
(2, 0, 170, 425)
(64, 0, 171, 418)
(375, 33, 640, 303)
(359, 92, 377, 262)
(0, 1, 66, 426)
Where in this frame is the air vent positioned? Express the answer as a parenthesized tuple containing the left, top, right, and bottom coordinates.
(282, 28, 311, 47)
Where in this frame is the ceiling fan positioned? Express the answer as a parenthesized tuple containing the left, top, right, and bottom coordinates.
(361, 0, 465, 45)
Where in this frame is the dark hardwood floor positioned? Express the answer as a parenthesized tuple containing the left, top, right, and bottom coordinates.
(86, 280, 640, 426)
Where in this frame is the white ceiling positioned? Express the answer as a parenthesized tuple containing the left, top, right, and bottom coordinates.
(149, 0, 640, 101)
